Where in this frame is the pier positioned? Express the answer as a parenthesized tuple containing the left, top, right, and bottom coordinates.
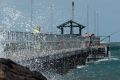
(0, 19, 109, 74)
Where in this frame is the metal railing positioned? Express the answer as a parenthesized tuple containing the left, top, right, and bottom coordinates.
(1, 31, 85, 61)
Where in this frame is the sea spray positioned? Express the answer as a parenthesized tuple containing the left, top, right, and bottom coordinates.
(0, 6, 35, 58)
(0, 31, 6, 58)
(0, 4, 61, 80)
(0, 7, 32, 32)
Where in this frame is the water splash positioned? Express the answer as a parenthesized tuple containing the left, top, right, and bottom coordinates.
(43, 71, 63, 80)
(0, 31, 5, 58)
(0, 6, 32, 58)
(0, 7, 32, 32)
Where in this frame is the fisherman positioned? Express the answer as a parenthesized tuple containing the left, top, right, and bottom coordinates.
(90, 34, 100, 46)
(83, 33, 90, 38)
(83, 33, 90, 48)
(90, 34, 95, 46)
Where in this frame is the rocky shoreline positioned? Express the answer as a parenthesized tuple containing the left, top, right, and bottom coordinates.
(0, 58, 47, 80)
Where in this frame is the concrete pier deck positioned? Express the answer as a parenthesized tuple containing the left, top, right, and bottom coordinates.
(6, 48, 89, 62)
(13, 48, 89, 74)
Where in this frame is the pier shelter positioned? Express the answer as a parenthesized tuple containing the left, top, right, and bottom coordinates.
(57, 20, 85, 36)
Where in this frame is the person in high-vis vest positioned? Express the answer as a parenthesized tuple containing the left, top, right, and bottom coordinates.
(33, 26, 41, 34)
(33, 26, 41, 49)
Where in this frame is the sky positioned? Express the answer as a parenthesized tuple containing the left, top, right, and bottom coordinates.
(0, 0, 120, 42)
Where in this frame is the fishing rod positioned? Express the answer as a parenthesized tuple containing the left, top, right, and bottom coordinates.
(100, 31, 120, 42)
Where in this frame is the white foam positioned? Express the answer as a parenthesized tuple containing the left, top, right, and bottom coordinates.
(110, 57, 120, 61)
(76, 65, 87, 69)
(91, 57, 120, 64)
(96, 58, 109, 62)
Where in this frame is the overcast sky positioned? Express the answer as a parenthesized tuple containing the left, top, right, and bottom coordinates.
(0, 0, 120, 42)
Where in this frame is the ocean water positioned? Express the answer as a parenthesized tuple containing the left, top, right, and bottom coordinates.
(47, 48, 120, 80)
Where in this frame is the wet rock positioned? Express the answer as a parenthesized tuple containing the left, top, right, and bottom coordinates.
(0, 58, 47, 80)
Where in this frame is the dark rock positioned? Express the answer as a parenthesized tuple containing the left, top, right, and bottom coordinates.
(0, 58, 47, 80)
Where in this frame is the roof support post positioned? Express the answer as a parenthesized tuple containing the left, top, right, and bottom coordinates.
(79, 27, 81, 36)
(61, 27, 64, 34)
(70, 21, 73, 34)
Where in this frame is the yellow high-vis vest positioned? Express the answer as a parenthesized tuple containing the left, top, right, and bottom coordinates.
(33, 26, 41, 34)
